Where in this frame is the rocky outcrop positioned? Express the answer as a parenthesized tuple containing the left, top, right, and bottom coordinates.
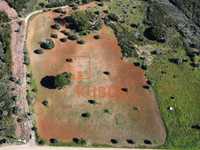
(146, 0, 200, 48)
(169, 0, 200, 27)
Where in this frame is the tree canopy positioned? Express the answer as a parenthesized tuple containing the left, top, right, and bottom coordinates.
(54, 72, 72, 89)
(40, 39, 55, 49)
(68, 10, 102, 33)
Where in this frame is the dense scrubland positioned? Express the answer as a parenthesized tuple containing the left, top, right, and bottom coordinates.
(0, 12, 17, 144)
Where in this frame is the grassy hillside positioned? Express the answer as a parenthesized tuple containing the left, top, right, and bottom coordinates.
(147, 43, 200, 149)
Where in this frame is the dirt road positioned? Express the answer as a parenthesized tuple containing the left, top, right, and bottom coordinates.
(1, 144, 153, 150)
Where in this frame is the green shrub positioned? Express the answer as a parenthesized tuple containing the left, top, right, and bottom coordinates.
(40, 39, 55, 49)
(49, 138, 58, 144)
(68, 33, 78, 40)
(144, 26, 167, 43)
(34, 49, 44, 54)
(23, 50, 30, 65)
(114, 27, 137, 57)
(68, 10, 102, 33)
(42, 100, 48, 106)
(77, 39, 85, 44)
(108, 13, 119, 22)
(51, 33, 58, 39)
(60, 37, 68, 42)
(81, 112, 90, 118)
(0, 12, 10, 23)
(51, 23, 61, 30)
(72, 137, 86, 145)
(0, 12, 16, 141)
(38, 139, 45, 145)
(45, 0, 94, 8)
(94, 34, 100, 39)
(55, 72, 72, 89)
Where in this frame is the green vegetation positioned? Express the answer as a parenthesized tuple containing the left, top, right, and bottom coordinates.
(34, 49, 44, 54)
(0, 12, 17, 144)
(106, 0, 146, 57)
(45, 0, 94, 8)
(106, 0, 200, 148)
(169, 0, 200, 27)
(42, 100, 48, 106)
(146, 2, 176, 28)
(41, 137, 113, 147)
(103, 109, 112, 114)
(0, 12, 10, 23)
(5, 0, 96, 16)
(6, 0, 47, 16)
(72, 137, 86, 145)
(34, 127, 48, 145)
(146, 32, 200, 148)
(40, 39, 55, 49)
(81, 112, 91, 118)
(109, 24, 138, 57)
(68, 10, 102, 34)
(24, 48, 30, 65)
(147, 50, 200, 148)
(144, 26, 167, 43)
(48, 140, 87, 147)
(55, 72, 72, 89)
(26, 71, 37, 105)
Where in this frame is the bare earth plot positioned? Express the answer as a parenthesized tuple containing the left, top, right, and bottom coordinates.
(26, 3, 166, 148)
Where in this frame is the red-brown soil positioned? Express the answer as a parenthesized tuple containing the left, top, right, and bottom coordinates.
(26, 5, 166, 147)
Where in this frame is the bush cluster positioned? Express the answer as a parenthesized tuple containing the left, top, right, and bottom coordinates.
(66, 10, 102, 33)
(144, 26, 167, 43)
(108, 24, 137, 57)
(55, 72, 72, 89)
(40, 39, 55, 49)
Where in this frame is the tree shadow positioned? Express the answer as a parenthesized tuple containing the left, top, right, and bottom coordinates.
(40, 76, 56, 89)
(143, 27, 156, 41)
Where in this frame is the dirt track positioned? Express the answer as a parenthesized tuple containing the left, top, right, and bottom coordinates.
(1, 144, 154, 150)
